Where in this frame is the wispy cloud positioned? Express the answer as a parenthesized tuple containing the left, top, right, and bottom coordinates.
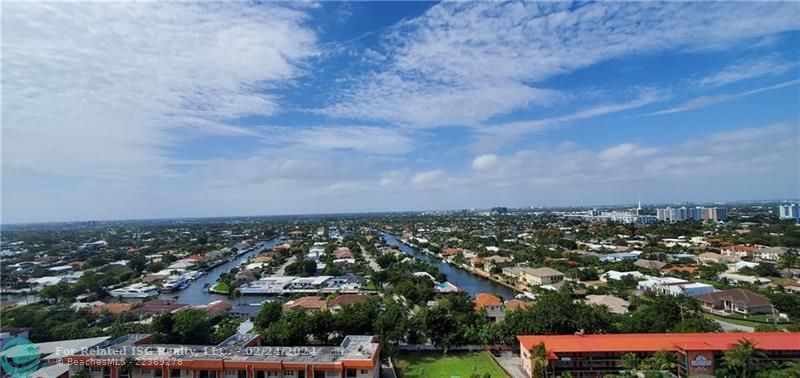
(695, 56, 797, 89)
(262, 125, 415, 155)
(469, 89, 665, 152)
(319, 1, 800, 127)
(643, 79, 800, 116)
(3, 2, 318, 179)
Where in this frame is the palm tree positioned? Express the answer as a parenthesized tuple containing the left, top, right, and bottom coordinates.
(722, 339, 767, 378)
(647, 350, 679, 376)
(620, 353, 641, 376)
(119, 356, 138, 378)
(531, 342, 550, 378)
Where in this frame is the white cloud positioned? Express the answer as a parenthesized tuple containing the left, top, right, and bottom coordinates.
(645, 79, 800, 116)
(319, 1, 800, 127)
(599, 144, 660, 161)
(2, 2, 317, 179)
(402, 123, 799, 200)
(411, 170, 446, 186)
(695, 56, 797, 88)
(264, 126, 414, 155)
(472, 154, 498, 171)
(470, 89, 665, 152)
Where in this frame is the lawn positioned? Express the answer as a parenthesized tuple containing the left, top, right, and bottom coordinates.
(209, 282, 230, 294)
(394, 352, 510, 378)
(704, 313, 786, 329)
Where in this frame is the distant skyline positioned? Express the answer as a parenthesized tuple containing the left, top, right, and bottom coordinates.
(3, 1, 800, 223)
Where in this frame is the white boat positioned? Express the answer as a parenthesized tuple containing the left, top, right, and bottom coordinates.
(109, 283, 159, 298)
(160, 276, 188, 292)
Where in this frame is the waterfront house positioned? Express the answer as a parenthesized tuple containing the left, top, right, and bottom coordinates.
(504, 299, 534, 312)
(474, 293, 505, 323)
(519, 267, 564, 286)
(283, 296, 327, 313)
(328, 294, 370, 313)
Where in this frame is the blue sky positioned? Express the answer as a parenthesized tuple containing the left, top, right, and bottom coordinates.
(3, 1, 799, 223)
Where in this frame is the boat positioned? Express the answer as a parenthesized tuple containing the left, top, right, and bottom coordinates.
(109, 283, 159, 298)
(160, 275, 188, 292)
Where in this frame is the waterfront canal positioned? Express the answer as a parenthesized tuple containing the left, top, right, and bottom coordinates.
(382, 233, 518, 299)
(161, 237, 280, 305)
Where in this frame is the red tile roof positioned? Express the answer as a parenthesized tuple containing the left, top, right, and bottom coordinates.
(504, 299, 534, 311)
(333, 247, 353, 258)
(474, 293, 503, 309)
(329, 294, 370, 308)
(283, 296, 327, 311)
(518, 332, 800, 355)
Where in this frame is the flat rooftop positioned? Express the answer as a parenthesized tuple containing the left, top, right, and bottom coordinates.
(69, 334, 378, 365)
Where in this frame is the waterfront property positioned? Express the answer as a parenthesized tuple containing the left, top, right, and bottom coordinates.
(238, 275, 365, 296)
(517, 332, 800, 377)
(66, 333, 380, 378)
(516, 267, 564, 286)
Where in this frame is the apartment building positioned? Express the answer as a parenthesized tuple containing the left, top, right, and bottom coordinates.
(518, 332, 800, 377)
(65, 333, 380, 378)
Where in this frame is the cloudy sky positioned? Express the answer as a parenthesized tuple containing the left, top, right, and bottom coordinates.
(3, 1, 799, 223)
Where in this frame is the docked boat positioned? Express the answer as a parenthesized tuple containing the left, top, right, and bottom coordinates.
(160, 275, 188, 292)
(109, 283, 159, 298)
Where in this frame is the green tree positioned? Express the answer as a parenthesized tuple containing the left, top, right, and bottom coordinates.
(373, 299, 409, 355)
(172, 310, 211, 344)
(255, 302, 283, 329)
(645, 350, 679, 376)
(127, 254, 147, 274)
(722, 339, 767, 378)
(530, 342, 549, 378)
(621, 353, 641, 373)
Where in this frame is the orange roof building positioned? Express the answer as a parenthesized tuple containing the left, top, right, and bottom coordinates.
(504, 299, 533, 311)
(64, 333, 380, 378)
(474, 293, 503, 310)
(283, 296, 327, 313)
(90, 303, 134, 315)
(517, 332, 800, 377)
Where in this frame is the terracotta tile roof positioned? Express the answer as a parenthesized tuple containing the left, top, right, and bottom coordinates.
(329, 294, 370, 308)
(474, 293, 503, 309)
(333, 247, 353, 258)
(91, 303, 134, 315)
(518, 332, 800, 355)
(504, 299, 533, 311)
(661, 266, 698, 273)
(283, 296, 327, 311)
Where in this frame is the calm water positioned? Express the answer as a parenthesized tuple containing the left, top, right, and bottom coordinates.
(161, 237, 280, 305)
(382, 233, 518, 299)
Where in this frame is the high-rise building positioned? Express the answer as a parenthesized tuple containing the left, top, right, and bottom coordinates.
(656, 206, 727, 222)
(779, 203, 799, 220)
